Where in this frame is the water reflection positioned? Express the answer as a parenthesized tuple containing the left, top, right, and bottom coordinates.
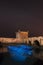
(7, 45, 33, 62)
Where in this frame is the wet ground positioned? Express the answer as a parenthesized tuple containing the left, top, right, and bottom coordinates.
(0, 52, 37, 65)
(33, 46, 43, 60)
(0, 51, 43, 65)
(0, 45, 43, 65)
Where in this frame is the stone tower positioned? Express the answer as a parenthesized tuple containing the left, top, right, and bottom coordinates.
(16, 30, 29, 43)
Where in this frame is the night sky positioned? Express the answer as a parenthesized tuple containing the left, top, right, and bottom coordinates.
(0, 1, 43, 37)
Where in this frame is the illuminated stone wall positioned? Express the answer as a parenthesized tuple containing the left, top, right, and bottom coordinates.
(16, 30, 29, 39)
(0, 37, 43, 53)
(0, 31, 43, 53)
(28, 36, 43, 45)
(0, 31, 43, 45)
(0, 36, 43, 45)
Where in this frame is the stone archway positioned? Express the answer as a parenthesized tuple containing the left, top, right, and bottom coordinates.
(33, 40, 40, 54)
(33, 40, 40, 46)
(29, 41, 32, 45)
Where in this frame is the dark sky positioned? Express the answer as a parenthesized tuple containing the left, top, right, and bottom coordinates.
(0, 1, 43, 37)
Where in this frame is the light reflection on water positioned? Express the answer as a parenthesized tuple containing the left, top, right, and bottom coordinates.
(7, 45, 33, 62)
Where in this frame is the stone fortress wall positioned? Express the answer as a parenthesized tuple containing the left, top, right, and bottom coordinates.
(0, 30, 43, 46)
(0, 30, 43, 53)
